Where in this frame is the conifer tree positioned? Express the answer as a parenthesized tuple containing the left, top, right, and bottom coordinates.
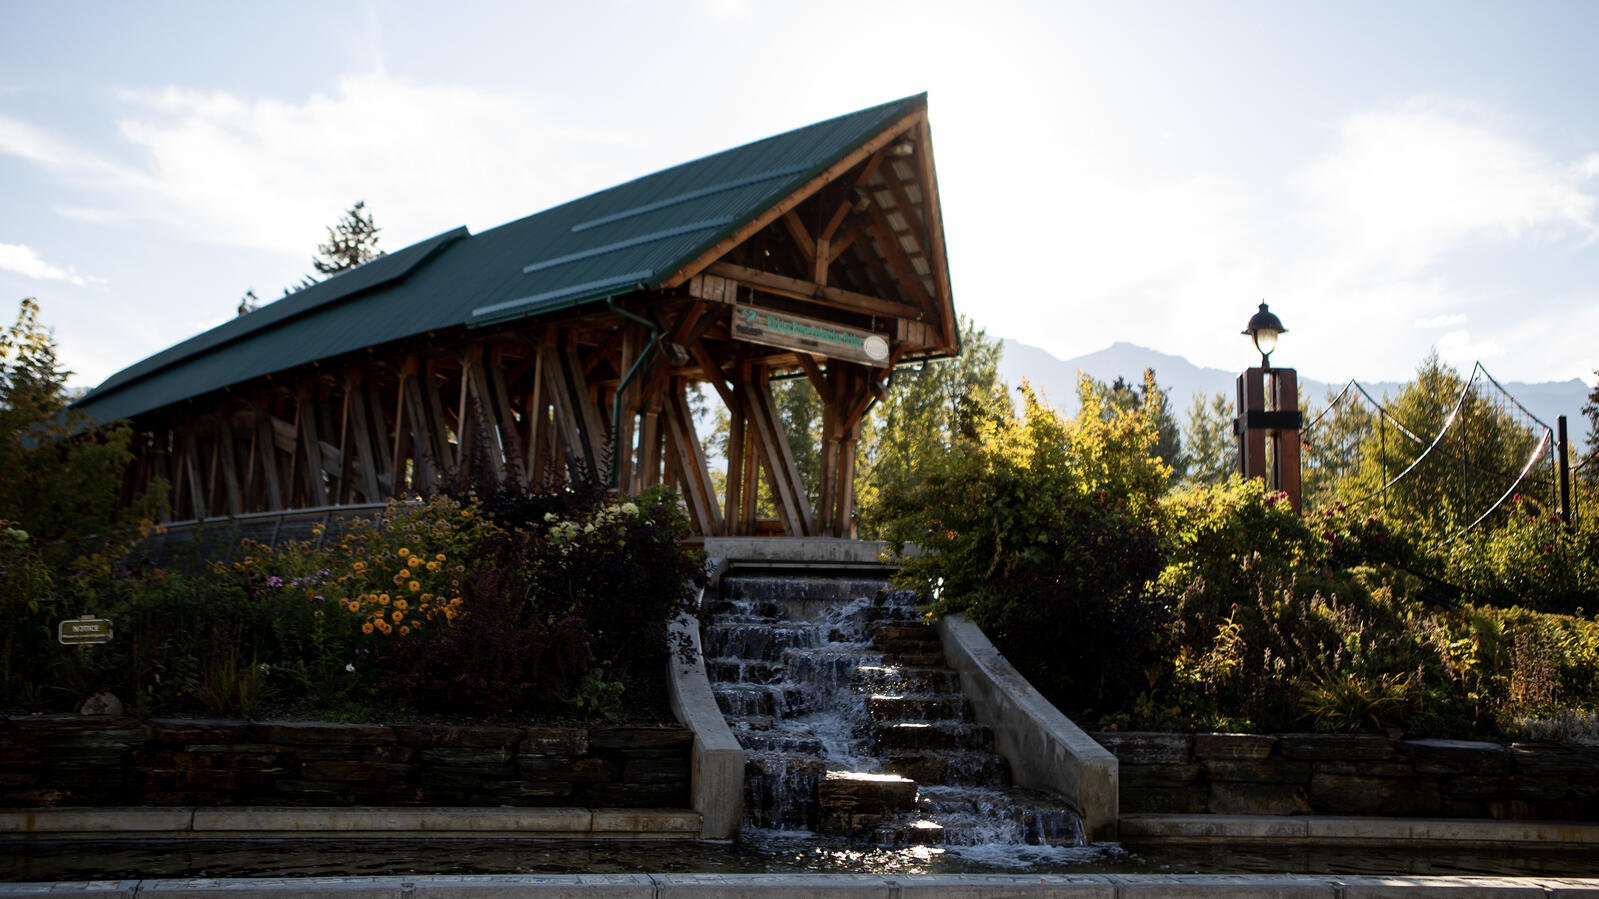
(287, 201, 386, 294)
(312, 200, 384, 276)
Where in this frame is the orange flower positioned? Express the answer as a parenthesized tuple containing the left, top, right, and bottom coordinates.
(394, 599, 408, 610)
(408, 580, 421, 592)
(407, 556, 423, 569)
(391, 610, 404, 622)
(399, 626, 411, 636)
(398, 547, 410, 557)
(361, 622, 374, 635)
(435, 553, 446, 562)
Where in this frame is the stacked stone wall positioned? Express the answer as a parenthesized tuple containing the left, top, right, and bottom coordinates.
(0, 716, 691, 809)
(1093, 732, 1599, 820)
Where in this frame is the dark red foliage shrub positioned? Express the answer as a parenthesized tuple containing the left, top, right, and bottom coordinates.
(379, 560, 591, 715)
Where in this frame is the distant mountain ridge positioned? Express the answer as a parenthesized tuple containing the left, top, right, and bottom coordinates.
(997, 339, 1591, 434)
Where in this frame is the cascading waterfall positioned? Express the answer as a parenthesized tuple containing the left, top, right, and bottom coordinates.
(703, 571, 1084, 855)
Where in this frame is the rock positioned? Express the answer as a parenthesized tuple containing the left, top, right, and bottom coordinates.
(79, 692, 123, 717)
(1092, 732, 1192, 764)
(1208, 781, 1311, 816)
(1119, 785, 1207, 814)
(1193, 733, 1277, 760)
(1277, 733, 1394, 761)
(1402, 738, 1512, 776)
(1310, 772, 1437, 815)
(1202, 758, 1312, 783)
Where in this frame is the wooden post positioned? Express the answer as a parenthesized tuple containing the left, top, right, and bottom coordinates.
(1235, 367, 1302, 512)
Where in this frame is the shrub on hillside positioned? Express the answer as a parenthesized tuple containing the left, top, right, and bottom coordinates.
(879, 382, 1171, 719)
(1444, 494, 1599, 616)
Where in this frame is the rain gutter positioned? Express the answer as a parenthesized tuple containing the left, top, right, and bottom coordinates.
(604, 296, 662, 489)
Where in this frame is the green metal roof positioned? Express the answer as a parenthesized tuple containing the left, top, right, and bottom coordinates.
(74, 93, 928, 425)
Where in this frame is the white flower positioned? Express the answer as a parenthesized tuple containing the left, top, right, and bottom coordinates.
(345, 663, 356, 673)
(620, 502, 639, 516)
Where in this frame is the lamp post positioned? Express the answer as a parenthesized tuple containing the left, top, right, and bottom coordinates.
(1234, 301, 1302, 511)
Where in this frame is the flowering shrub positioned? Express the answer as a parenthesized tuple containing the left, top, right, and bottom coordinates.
(1445, 494, 1599, 615)
(1, 479, 704, 723)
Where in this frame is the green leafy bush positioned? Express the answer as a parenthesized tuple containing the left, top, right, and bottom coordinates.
(1444, 494, 1599, 615)
(880, 382, 1171, 719)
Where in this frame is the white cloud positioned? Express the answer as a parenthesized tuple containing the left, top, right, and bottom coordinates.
(1435, 328, 1504, 366)
(1, 74, 640, 258)
(1292, 104, 1599, 280)
(0, 243, 105, 287)
(1415, 313, 1467, 328)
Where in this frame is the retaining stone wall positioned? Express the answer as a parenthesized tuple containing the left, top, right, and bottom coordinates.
(1092, 732, 1599, 820)
(0, 716, 692, 809)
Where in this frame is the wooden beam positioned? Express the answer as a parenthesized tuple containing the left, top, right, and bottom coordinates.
(863, 206, 934, 309)
(296, 386, 330, 506)
(179, 423, 207, 519)
(704, 261, 923, 320)
(422, 359, 457, 482)
(794, 353, 829, 397)
(344, 372, 384, 503)
(746, 372, 814, 537)
(254, 402, 284, 511)
(662, 384, 723, 535)
(391, 361, 417, 496)
(781, 210, 816, 263)
(661, 107, 927, 289)
(915, 115, 957, 350)
(524, 341, 549, 481)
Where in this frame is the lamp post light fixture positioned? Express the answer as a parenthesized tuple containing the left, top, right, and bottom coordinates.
(1243, 301, 1287, 370)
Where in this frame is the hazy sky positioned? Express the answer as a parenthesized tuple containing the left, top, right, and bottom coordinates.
(3, 0, 1597, 393)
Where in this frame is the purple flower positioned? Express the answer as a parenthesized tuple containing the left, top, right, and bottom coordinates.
(265, 575, 284, 588)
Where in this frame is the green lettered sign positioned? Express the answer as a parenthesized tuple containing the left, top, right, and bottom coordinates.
(731, 304, 891, 366)
(59, 617, 112, 645)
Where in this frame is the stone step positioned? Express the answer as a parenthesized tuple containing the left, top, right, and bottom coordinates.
(871, 623, 937, 642)
(866, 694, 970, 722)
(713, 683, 811, 718)
(864, 604, 924, 623)
(728, 715, 773, 732)
(817, 770, 919, 837)
(704, 598, 785, 619)
(704, 658, 781, 684)
(702, 623, 821, 661)
(743, 752, 826, 831)
(883, 651, 947, 668)
(916, 786, 1084, 846)
(784, 649, 882, 691)
(882, 750, 1010, 788)
(873, 721, 994, 753)
(722, 576, 892, 603)
(737, 732, 825, 756)
(853, 665, 961, 694)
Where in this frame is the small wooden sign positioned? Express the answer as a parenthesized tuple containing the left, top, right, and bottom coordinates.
(731, 304, 891, 366)
(58, 616, 112, 645)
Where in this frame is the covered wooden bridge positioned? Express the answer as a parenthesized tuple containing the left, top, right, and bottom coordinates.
(75, 94, 959, 538)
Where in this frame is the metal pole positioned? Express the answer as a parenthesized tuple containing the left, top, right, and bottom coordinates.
(1558, 415, 1572, 527)
(1380, 414, 1387, 514)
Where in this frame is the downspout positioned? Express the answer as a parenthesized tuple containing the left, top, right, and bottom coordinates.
(605, 296, 662, 490)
